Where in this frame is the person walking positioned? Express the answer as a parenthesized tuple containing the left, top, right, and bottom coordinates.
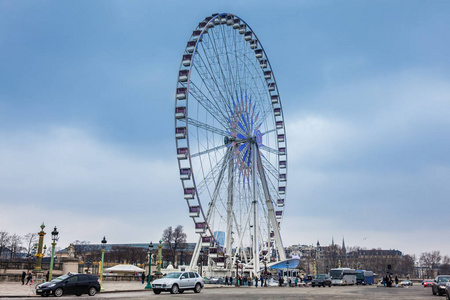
(255, 275, 259, 287)
(21, 271, 26, 285)
(294, 276, 298, 287)
(260, 274, 264, 287)
(25, 272, 33, 285)
(45, 271, 49, 282)
(395, 275, 399, 287)
(141, 272, 145, 284)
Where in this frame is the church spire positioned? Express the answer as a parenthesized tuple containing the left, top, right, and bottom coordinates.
(332, 236, 335, 247)
(342, 237, 346, 253)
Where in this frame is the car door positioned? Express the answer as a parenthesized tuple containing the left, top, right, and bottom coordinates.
(179, 272, 190, 289)
(64, 275, 78, 295)
(188, 272, 197, 288)
(77, 275, 90, 294)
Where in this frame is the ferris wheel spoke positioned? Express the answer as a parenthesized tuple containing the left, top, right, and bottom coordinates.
(196, 153, 228, 194)
(184, 117, 229, 137)
(189, 81, 230, 128)
(191, 144, 227, 158)
(259, 145, 281, 155)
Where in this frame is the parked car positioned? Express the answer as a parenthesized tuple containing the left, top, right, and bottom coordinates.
(423, 279, 434, 287)
(400, 280, 413, 287)
(35, 273, 100, 297)
(151, 271, 204, 294)
(432, 275, 450, 296)
(311, 274, 332, 287)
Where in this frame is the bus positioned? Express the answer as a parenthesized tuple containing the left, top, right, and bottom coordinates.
(356, 270, 374, 285)
(330, 268, 356, 285)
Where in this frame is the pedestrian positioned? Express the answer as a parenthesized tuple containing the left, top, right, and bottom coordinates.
(21, 271, 26, 285)
(141, 272, 145, 284)
(255, 275, 259, 287)
(46, 271, 49, 282)
(288, 277, 292, 287)
(395, 275, 399, 287)
(294, 277, 298, 287)
(25, 272, 33, 285)
(260, 274, 264, 287)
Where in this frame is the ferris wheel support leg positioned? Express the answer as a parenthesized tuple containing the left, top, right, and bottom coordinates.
(255, 147, 286, 261)
(225, 155, 234, 259)
(189, 235, 202, 271)
(252, 144, 260, 276)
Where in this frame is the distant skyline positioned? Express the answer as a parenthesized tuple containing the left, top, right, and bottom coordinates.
(0, 1, 449, 258)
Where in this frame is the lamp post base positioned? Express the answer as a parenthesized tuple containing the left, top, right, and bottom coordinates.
(144, 284, 152, 290)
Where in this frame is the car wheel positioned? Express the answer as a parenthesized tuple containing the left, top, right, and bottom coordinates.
(170, 284, 179, 294)
(178, 290, 184, 294)
(153, 289, 161, 294)
(194, 283, 202, 293)
(88, 287, 97, 296)
(54, 288, 63, 297)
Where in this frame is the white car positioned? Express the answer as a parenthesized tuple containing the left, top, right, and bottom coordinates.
(152, 271, 204, 294)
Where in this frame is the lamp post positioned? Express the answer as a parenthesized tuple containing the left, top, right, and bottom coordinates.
(48, 226, 59, 281)
(287, 261, 290, 285)
(34, 223, 46, 272)
(155, 240, 163, 277)
(145, 242, 153, 289)
(199, 248, 204, 278)
(263, 258, 268, 287)
(100, 236, 107, 291)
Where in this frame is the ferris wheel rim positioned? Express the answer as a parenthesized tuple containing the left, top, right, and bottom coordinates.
(174, 13, 288, 264)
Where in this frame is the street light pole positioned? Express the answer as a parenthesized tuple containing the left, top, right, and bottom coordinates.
(34, 223, 46, 272)
(199, 248, 204, 278)
(100, 237, 107, 291)
(48, 226, 59, 281)
(145, 242, 153, 290)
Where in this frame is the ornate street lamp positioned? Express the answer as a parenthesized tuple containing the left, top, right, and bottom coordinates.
(48, 226, 59, 281)
(100, 236, 107, 291)
(34, 223, 46, 272)
(145, 242, 154, 289)
(155, 240, 163, 277)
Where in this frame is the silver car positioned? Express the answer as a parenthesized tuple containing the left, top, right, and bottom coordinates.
(151, 271, 204, 294)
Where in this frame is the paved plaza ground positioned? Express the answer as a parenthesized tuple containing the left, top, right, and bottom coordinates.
(0, 281, 442, 299)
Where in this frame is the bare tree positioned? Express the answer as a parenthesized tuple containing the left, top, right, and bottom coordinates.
(9, 234, 23, 260)
(23, 233, 38, 256)
(72, 240, 93, 262)
(162, 225, 187, 267)
(0, 231, 10, 259)
(420, 251, 442, 277)
(440, 255, 450, 274)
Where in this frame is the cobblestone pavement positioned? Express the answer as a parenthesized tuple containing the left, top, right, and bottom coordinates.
(0, 282, 440, 299)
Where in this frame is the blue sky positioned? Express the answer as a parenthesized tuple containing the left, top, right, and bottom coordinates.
(1, 0, 449, 257)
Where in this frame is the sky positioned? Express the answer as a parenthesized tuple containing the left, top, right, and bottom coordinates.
(0, 0, 449, 259)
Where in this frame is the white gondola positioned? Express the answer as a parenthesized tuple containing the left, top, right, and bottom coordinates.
(192, 30, 201, 42)
(195, 222, 206, 233)
(268, 82, 275, 91)
(278, 147, 286, 155)
(176, 127, 187, 139)
(189, 206, 200, 217)
(198, 21, 207, 30)
(276, 121, 283, 129)
(214, 16, 220, 25)
(220, 15, 227, 24)
(264, 71, 271, 79)
(186, 41, 196, 54)
(277, 134, 285, 142)
(255, 49, 263, 58)
(260, 59, 267, 68)
(271, 95, 279, 104)
(209, 247, 218, 258)
(279, 161, 286, 169)
(182, 54, 192, 67)
(279, 173, 286, 182)
(273, 107, 281, 116)
(244, 31, 252, 41)
(177, 147, 189, 160)
(184, 187, 195, 199)
(276, 211, 283, 219)
(277, 199, 285, 207)
(216, 257, 225, 267)
(233, 19, 240, 29)
(239, 24, 246, 34)
(201, 236, 212, 247)
(175, 106, 186, 119)
(226, 15, 234, 26)
(179, 70, 189, 82)
(180, 168, 191, 180)
(279, 186, 286, 194)
(176, 87, 187, 100)
(250, 40, 258, 49)
(205, 16, 214, 28)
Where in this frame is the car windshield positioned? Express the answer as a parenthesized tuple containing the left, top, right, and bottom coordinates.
(438, 277, 450, 282)
(164, 272, 182, 279)
(51, 275, 70, 282)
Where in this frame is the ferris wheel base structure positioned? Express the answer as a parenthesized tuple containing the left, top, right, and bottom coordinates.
(174, 13, 288, 277)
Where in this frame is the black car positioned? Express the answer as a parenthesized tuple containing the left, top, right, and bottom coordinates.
(311, 274, 332, 287)
(432, 275, 450, 296)
(36, 274, 100, 297)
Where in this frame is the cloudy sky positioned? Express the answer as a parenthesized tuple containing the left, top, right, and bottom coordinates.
(1, 1, 449, 258)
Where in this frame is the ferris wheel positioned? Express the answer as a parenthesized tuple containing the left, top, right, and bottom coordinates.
(175, 13, 287, 275)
